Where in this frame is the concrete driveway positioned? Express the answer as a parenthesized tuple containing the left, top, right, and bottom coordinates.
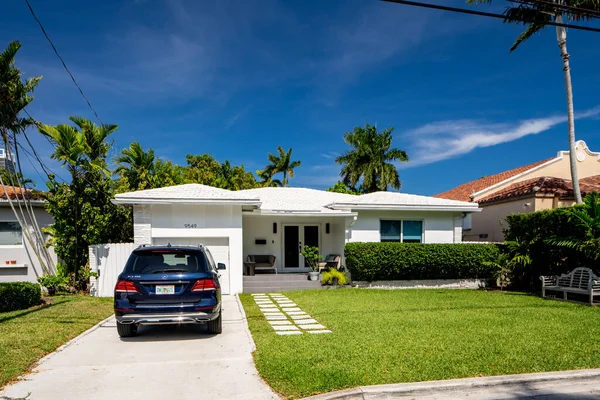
(1, 296, 279, 400)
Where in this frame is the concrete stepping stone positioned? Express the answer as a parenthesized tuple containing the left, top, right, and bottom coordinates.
(293, 318, 317, 324)
(281, 307, 301, 312)
(286, 311, 308, 315)
(263, 312, 285, 316)
(307, 330, 332, 334)
(259, 307, 279, 312)
(290, 314, 312, 320)
(278, 303, 297, 306)
(276, 331, 303, 335)
(251, 293, 266, 296)
(268, 320, 293, 326)
(297, 324, 326, 330)
(272, 325, 300, 331)
(265, 315, 288, 320)
(269, 293, 283, 296)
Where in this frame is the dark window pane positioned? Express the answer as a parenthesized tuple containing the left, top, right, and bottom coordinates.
(0, 221, 22, 245)
(380, 220, 400, 242)
(403, 220, 423, 243)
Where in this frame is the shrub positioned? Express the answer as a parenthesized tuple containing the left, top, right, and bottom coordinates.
(37, 274, 70, 296)
(0, 282, 42, 312)
(345, 242, 499, 281)
(301, 246, 321, 272)
(321, 268, 349, 285)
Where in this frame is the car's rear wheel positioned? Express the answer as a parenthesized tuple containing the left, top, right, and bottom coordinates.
(117, 321, 137, 337)
(207, 311, 222, 334)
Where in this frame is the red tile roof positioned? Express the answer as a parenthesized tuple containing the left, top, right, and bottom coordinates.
(477, 175, 600, 204)
(0, 185, 44, 201)
(433, 158, 554, 202)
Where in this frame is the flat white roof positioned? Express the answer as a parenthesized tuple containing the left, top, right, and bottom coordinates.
(328, 191, 480, 212)
(113, 184, 262, 206)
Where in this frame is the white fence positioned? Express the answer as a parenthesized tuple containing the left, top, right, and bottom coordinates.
(89, 243, 137, 297)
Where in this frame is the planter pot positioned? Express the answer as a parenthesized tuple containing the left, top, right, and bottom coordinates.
(308, 271, 320, 281)
(332, 277, 339, 286)
(47, 287, 56, 296)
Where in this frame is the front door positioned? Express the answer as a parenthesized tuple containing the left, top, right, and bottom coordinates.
(283, 224, 320, 270)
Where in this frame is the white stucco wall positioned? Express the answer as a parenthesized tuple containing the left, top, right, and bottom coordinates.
(132, 204, 244, 294)
(0, 205, 58, 283)
(348, 210, 462, 244)
(242, 215, 348, 271)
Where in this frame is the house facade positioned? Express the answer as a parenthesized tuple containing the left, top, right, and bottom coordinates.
(113, 184, 480, 294)
(0, 186, 57, 283)
(434, 140, 600, 242)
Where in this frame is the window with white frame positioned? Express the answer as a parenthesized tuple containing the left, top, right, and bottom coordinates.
(0, 221, 23, 245)
(380, 220, 423, 243)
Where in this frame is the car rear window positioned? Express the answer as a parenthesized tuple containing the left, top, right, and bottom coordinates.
(125, 249, 208, 274)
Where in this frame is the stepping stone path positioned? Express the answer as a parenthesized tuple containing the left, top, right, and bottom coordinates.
(251, 293, 331, 335)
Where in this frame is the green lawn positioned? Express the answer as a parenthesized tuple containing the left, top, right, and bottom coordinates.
(240, 289, 600, 398)
(0, 295, 113, 388)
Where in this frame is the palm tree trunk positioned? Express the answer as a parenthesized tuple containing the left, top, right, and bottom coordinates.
(556, 16, 583, 204)
(283, 171, 287, 187)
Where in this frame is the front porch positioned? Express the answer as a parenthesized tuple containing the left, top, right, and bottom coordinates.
(243, 273, 323, 293)
(241, 214, 352, 274)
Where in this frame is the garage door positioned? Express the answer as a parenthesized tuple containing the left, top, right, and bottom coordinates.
(153, 238, 231, 294)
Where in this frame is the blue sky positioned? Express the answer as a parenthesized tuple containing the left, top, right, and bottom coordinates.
(3, 0, 600, 195)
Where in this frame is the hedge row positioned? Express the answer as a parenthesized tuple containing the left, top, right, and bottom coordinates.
(0, 282, 42, 312)
(345, 242, 500, 281)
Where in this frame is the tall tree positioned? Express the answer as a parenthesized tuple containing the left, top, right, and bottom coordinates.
(256, 168, 282, 187)
(39, 117, 132, 284)
(335, 124, 408, 193)
(115, 141, 156, 190)
(263, 146, 301, 187)
(466, 0, 600, 204)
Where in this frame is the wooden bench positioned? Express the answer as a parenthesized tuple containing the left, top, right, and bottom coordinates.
(540, 267, 600, 305)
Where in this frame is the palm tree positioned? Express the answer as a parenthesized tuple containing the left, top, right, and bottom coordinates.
(335, 124, 408, 193)
(115, 141, 156, 190)
(466, 1, 600, 204)
(263, 146, 301, 187)
(547, 191, 600, 260)
(256, 168, 282, 187)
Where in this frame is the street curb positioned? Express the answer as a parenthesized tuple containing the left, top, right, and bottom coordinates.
(235, 294, 257, 352)
(301, 369, 600, 399)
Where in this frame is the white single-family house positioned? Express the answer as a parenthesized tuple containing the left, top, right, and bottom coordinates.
(112, 184, 480, 295)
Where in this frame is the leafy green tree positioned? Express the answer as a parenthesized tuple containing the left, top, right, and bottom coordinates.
(335, 124, 408, 193)
(215, 161, 258, 190)
(39, 117, 132, 285)
(0, 169, 34, 187)
(263, 146, 301, 187)
(151, 159, 185, 188)
(184, 153, 222, 186)
(466, 1, 600, 204)
(326, 180, 359, 195)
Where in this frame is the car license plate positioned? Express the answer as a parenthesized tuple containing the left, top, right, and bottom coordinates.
(155, 285, 175, 295)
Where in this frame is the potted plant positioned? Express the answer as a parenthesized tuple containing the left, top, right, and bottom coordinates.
(301, 246, 322, 281)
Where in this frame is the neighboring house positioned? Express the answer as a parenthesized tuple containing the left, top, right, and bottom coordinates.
(434, 140, 600, 242)
(0, 148, 16, 174)
(113, 184, 480, 294)
(0, 185, 57, 283)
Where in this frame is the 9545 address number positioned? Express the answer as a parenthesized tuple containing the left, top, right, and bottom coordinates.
(184, 223, 197, 228)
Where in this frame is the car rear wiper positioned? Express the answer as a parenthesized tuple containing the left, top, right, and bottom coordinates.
(153, 269, 187, 274)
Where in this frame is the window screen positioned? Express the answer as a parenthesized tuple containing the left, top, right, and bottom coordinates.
(402, 220, 423, 243)
(0, 222, 22, 245)
(380, 220, 401, 242)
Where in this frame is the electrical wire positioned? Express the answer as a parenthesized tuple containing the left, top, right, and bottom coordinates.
(380, 0, 600, 32)
(23, 0, 104, 125)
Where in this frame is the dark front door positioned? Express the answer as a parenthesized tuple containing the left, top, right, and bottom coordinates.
(303, 226, 319, 268)
(284, 225, 300, 268)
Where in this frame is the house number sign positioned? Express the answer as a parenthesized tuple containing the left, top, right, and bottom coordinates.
(184, 224, 197, 228)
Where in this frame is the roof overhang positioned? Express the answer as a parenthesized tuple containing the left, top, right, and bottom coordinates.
(243, 209, 358, 217)
(327, 203, 481, 213)
(112, 198, 262, 207)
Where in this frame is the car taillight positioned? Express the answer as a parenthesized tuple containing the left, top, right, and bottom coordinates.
(191, 279, 219, 292)
(115, 280, 139, 294)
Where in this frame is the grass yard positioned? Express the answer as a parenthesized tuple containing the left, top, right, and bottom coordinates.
(240, 289, 600, 398)
(0, 295, 113, 388)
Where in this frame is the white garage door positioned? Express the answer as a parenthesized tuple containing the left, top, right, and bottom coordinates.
(153, 238, 231, 295)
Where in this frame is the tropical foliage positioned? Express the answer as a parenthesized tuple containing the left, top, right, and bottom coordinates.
(335, 124, 408, 193)
(326, 180, 360, 195)
(261, 146, 301, 187)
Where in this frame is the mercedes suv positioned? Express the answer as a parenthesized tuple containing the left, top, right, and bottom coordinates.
(113, 244, 225, 337)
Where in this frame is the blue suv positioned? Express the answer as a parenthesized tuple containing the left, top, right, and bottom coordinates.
(113, 244, 225, 337)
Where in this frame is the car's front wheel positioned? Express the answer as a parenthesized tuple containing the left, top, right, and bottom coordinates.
(116, 321, 137, 337)
(207, 311, 222, 334)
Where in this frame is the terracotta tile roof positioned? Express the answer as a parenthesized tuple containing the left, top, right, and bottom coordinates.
(478, 175, 600, 205)
(433, 158, 555, 202)
(0, 185, 44, 201)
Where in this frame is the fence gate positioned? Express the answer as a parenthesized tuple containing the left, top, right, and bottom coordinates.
(89, 243, 136, 297)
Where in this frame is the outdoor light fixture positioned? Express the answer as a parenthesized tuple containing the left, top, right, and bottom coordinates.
(273, 223, 277, 234)
(326, 223, 330, 234)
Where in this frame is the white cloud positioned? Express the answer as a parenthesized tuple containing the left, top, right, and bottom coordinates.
(320, 152, 339, 160)
(402, 106, 600, 167)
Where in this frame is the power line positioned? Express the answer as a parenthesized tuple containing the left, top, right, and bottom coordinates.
(509, 0, 600, 19)
(380, 0, 600, 32)
(23, 0, 104, 125)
